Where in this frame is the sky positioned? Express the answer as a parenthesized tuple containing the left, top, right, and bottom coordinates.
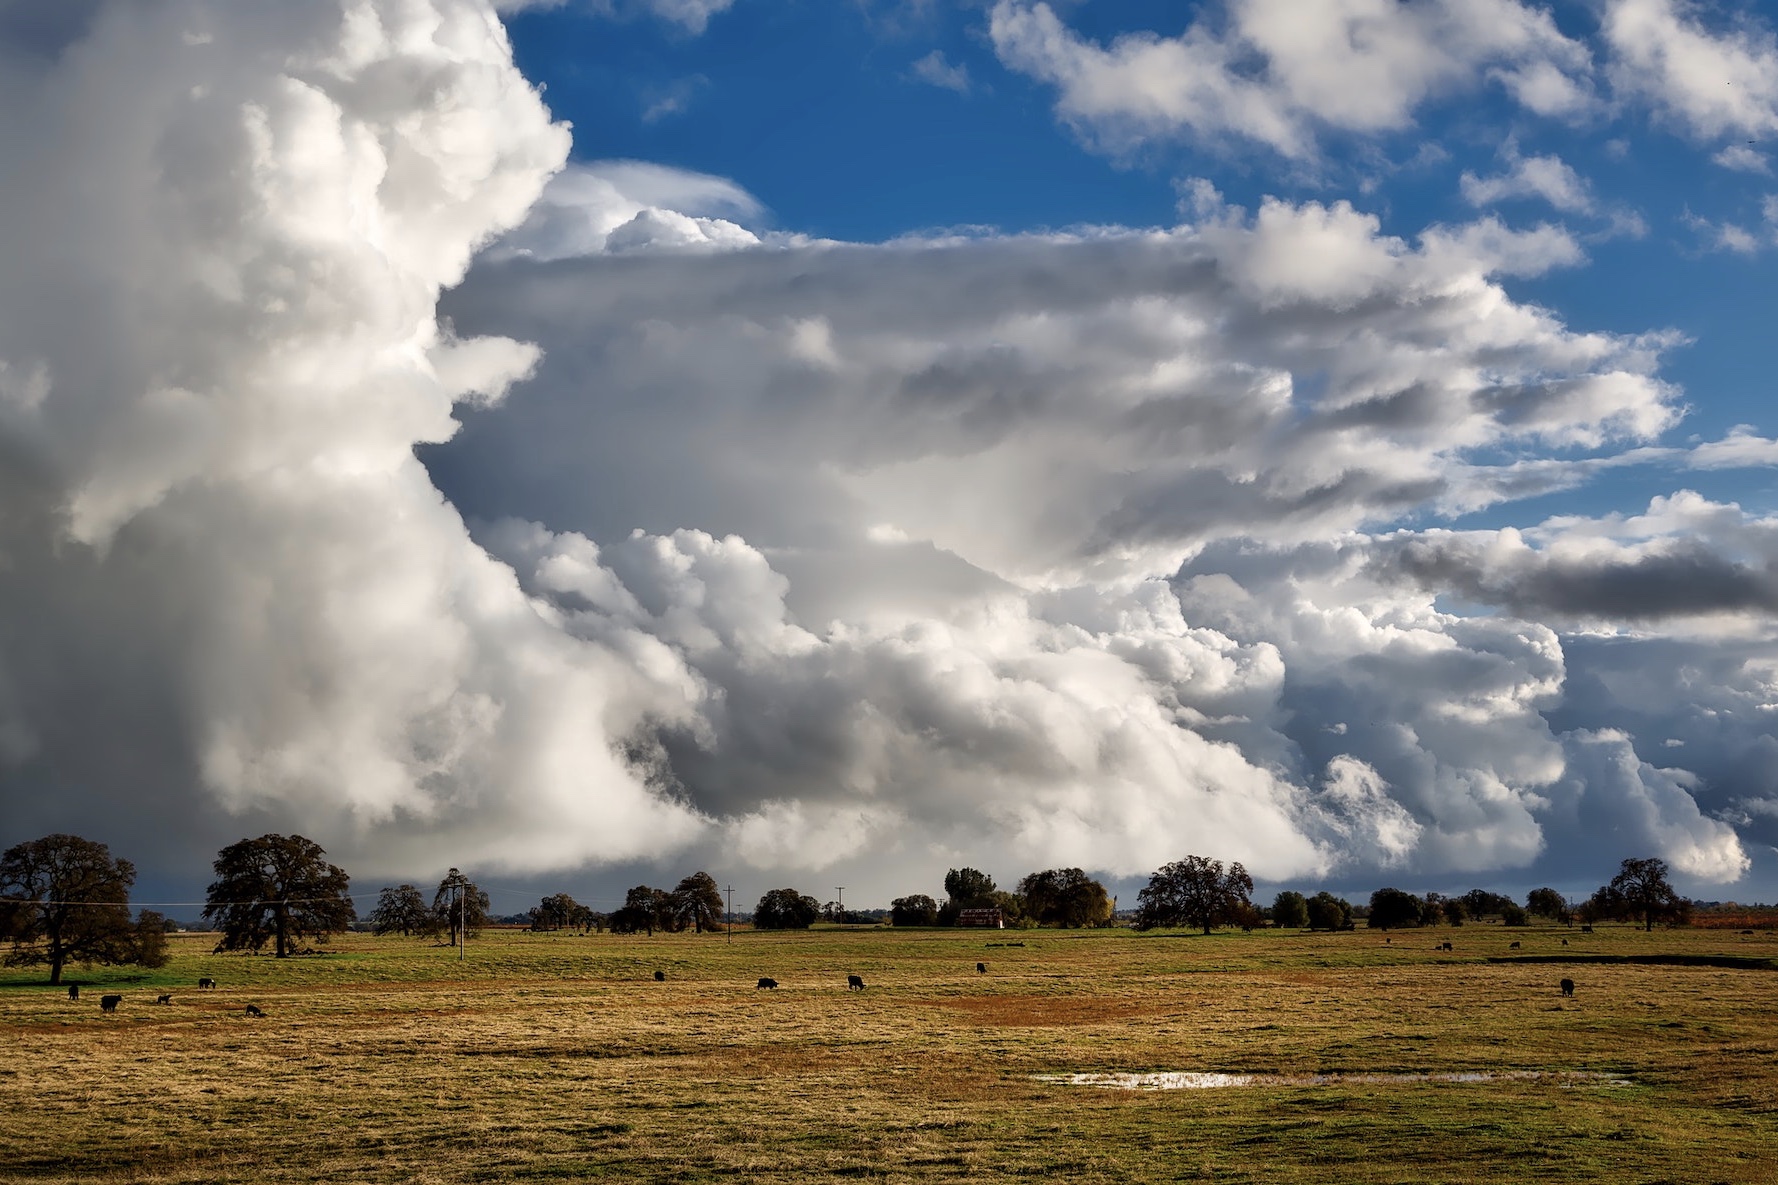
(3, 0, 1778, 919)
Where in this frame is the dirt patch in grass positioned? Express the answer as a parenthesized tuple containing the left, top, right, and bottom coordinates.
(924, 994, 1171, 1026)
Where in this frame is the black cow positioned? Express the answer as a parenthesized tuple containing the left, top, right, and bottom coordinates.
(847, 975, 865, 991)
(653, 970, 665, 982)
(67, 984, 78, 1001)
(1560, 978, 1575, 997)
(1509, 941, 1521, 949)
(100, 994, 122, 1013)
(756, 977, 778, 990)
(244, 1004, 264, 1018)
(155, 994, 173, 1005)
(198, 977, 216, 989)
(976, 962, 986, 974)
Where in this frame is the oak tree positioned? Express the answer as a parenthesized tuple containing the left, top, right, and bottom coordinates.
(203, 834, 355, 957)
(1135, 856, 1255, 933)
(1017, 867, 1113, 928)
(752, 888, 820, 930)
(368, 884, 435, 937)
(0, 834, 150, 984)
(670, 872, 725, 934)
(432, 869, 491, 946)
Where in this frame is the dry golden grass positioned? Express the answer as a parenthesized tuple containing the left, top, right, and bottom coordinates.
(2, 923, 1775, 1182)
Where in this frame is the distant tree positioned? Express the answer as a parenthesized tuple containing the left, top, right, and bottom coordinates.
(1305, 891, 1354, 932)
(1461, 889, 1515, 920)
(1418, 893, 1447, 927)
(986, 889, 1028, 927)
(1500, 902, 1528, 927)
(610, 885, 672, 935)
(368, 884, 435, 937)
(1135, 856, 1255, 933)
(938, 867, 997, 924)
(890, 894, 939, 926)
(1442, 898, 1466, 926)
(0, 835, 148, 985)
(1017, 868, 1114, 928)
(1270, 891, 1309, 929)
(1525, 887, 1571, 923)
(753, 888, 821, 930)
(1367, 887, 1423, 930)
(1226, 900, 1266, 932)
(670, 872, 725, 934)
(530, 893, 598, 934)
(1576, 886, 1617, 926)
(133, 910, 171, 969)
(1605, 857, 1688, 931)
(203, 835, 355, 958)
(432, 869, 491, 946)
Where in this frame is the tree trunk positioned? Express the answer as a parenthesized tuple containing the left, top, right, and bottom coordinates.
(48, 954, 63, 985)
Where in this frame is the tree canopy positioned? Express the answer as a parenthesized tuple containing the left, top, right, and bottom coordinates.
(610, 885, 672, 934)
(0, 834, 163, 984)
(1135, 855, 1254, 933)
(368, 884, 434, 938)
(753, 888, 821, 930)
(1270, 890, 1308, 929)
(203, 834, 355, 957)
(530, 893, 597, 933)
(671, 872, 725, 933)
(890, 894, 939, 926)
(433, 869, 491, 946)
(1305, 891, 1353, 931)
(1017, 867, 1113, 928)
(1601, 857, 1688, 931)
(1367, 887, 1422, 930)
(1525, 887, 1571, 922)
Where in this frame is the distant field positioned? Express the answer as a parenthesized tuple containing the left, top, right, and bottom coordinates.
(3, 923, 1776, 1183)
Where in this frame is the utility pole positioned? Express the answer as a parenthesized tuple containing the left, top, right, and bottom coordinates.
(725, 885, 734, 945)
(836, 886, 845, 923)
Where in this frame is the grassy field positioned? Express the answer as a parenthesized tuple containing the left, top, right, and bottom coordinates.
(3, 922, 1775, 1183)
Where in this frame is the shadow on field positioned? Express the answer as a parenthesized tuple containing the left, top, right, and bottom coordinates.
(1488, 953, 1778, 971)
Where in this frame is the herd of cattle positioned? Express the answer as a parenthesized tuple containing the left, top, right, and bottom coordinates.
(73, 978, 265, 1017)
(64, 954, 1581, 1014)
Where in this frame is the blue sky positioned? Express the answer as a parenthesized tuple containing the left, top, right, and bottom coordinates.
(500, 0, 1778, 531)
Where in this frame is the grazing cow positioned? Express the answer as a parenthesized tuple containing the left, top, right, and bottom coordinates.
(976, 963, 987, 974)
(1560, 978, 1575, 997)
(1562, 939, 1568, 946)
(1510, 941, 1521, 950)
(653, 970, 665, 982)
(198, 978, 216, 989)
(847, 975, 865, 991)
(100, 994, 122, 1013)
(756, 977, 778, 990)
(244, 1004, 264, 1018)
(155, 994, 173, 1005)
(1580, 925, 1593, 933)
(1442, 942, 1454, 951)
(67, 985, 78, 1001)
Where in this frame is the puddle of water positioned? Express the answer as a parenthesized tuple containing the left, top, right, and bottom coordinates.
(1034, 1070, 1631, 1090)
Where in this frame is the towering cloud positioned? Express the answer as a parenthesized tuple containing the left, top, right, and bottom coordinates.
(0, 0, 708, 879)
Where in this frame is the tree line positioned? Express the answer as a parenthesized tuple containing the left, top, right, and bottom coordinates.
(0, 830, 1704, 984)
(884, 855, 1699, 935)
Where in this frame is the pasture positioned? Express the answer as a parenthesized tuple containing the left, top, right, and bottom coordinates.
(2, 923, 1775, 1183)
